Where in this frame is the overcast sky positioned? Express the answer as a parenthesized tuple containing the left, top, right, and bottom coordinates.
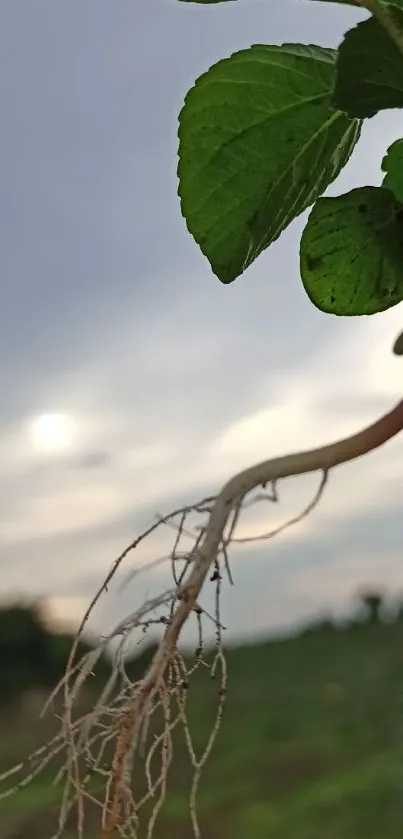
(1, 0, 403, 644)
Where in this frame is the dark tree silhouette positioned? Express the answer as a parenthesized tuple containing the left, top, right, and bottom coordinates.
(0, 601, 108, 705)
(359, 589, 385, 624)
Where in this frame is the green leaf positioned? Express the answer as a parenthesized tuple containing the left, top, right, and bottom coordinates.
(310, 0, 360, 5)
(333, 14, 403, 118)
(178, 44, 361, 284)
(300, 186, 403, 315)
(387, 0, 403, 13)
(382, 138, 403, 202)
(311, 0, 403, 7)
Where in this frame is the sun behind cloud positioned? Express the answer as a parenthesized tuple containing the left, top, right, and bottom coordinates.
(30, 412, 75, 453)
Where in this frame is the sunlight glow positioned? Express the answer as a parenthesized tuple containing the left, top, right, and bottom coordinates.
(31, 412, 75, 453)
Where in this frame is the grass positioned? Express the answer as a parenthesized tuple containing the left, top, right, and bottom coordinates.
(2, 617, 403, 837)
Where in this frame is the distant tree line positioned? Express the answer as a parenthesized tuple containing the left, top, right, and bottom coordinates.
(0, 601, 102, 704)
(1, 589, 403, 705)
(0, 600, 161, 706)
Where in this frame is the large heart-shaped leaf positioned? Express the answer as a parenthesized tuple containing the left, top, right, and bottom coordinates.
(178, 44, 361, 284)
(333, 13, 403, 118)
(382, 138, 403, 202)
(300, 186, 403, 315)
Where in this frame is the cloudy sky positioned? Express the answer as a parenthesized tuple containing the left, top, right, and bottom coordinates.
(1, 0, 403, 644)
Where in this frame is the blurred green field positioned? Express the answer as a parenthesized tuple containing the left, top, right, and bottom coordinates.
(2, 617, 403, 838)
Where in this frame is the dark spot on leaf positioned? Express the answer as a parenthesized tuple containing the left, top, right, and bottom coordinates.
(395, 208, 403, 227)
(330, 294, 336, 304)
(358, 204, 368, 214)
(305, 253, 322, 271)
